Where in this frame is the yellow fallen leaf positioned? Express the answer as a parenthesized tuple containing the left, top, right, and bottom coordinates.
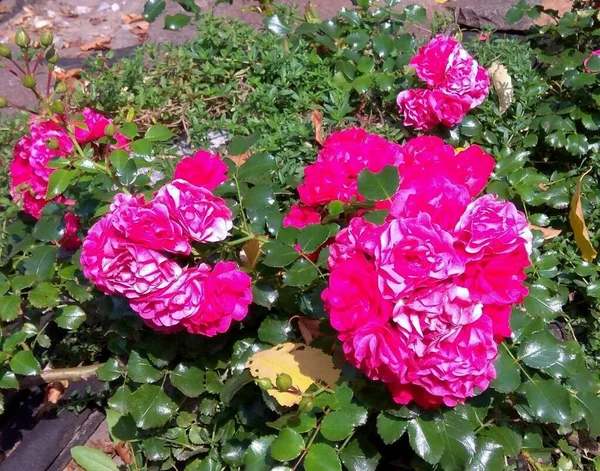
(529, 224, 562, 241)
(436, 0, 448, 3)
(488, 62, 513, 115)
(246, 343, 340, 406)
(569, 169, 597, 262)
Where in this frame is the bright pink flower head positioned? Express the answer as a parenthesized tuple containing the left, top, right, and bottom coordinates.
(318, 128, 405, 174)
(323, 255, 391, 334)
(283, 205, 321, 229)
(390, 176, 471, 231)
(429, 89, 471, 127)
(409, 35, 459, 87)
(80, 214, 182, 298)
(584, 50, 600, 73)
(130, 264, 210, 330)
(453, 146, 495, 196)
(109, 193, 190, 254)
(174, 150, 228, 191)
(58, 213, 82, 249)
(327, 217, 381, 270)
(182, 261, 252, 336)
(298, 161, 356, 206)
(440, 47, 478, 96)
(375, 213, 465, 301)
(455, 194, 532, 259)
(396, 89, 438, 131)
(155, 179, 233, 243)
(74, 108, 111, 143)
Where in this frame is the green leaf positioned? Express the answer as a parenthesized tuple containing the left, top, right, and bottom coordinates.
(437, 410, 477, 471)
(305, 443, 341, 471)
(28, 282, 60, 308)
(518, 329, 561, 369)
(404, 4, 427, 23)
(373, 35, 395, 58)
(109, 149, 129, 170)
(344, 31, 369, 51)
(283, 259, 319, 287)
(24, 246, 58, 279)
(143, 0, 166, 22)
(358, 165, 399, 201)
(572, 392, 600, 437)
(238, 153, 277, 182)
(505, 5, 524, 24)
(130, 138, 153, 156)
(565, 134, 589, 155)
(297, 225, 330, 253)
(460, 116, 483, 137)
(71, 446, 119, 471)
(376, 412, 408, 445)
(227, 132, 260, 155)
(145, 124, 175, 141)
(55, 305, 86, 330)
(97, 358, 122, 382)
(10, 350, 41, 376)
(143, 437, 168, 461)
(518, 377, 573, 426)
(523, 285, 563, 321)
(258, 317, 292, 345)
(270, 428, 304, 462)
(0, 369, 19, 388)
(481, 426, 522, 456)
(321, 410, 357, 441)
(586, 55, 600, 72)
(491, 346, 521, 393)
(221, 369, 253, 405)
(465, 437, 504, 471)
(46, 169, 75, 199)
(244, 436, 276, 471)
(33, 214, 65, 242)
(126, 384, 177, 429)
(265, 15, 291, 36)
(118, 122, 138, 139)
(263, 242, 299, 267)
(127, 351, 163, 383)
(108, 385, 131, 414)
(171, 362, 205, 397)
(408, 416, 445, 465)
(353, 74, 373, 94)
(252, 283, 279, 309)
(0, 295, 20, 322)
(164, 13, 192, 31)
(340, 438, 380, 471)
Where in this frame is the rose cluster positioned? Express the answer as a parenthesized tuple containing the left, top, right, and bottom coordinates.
(397, 35, 490, 131)
(288, 129, 531, 408)
(9, 108, 127, 249)
(80, 150, 253, 336)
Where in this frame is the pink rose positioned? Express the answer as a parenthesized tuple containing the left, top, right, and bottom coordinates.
(468, 66, 491, 108)
(318, 128, 405, 174)
(154, 179, 233, 243)
(453, 146, 495, 196)
(182, 261, 252, 336)
(327, 217, 381, 270)
(396, 89, 438, 131)
(375, 213, 464, 301)
(390, 177, 471, 231)
(455, 194, 532, 258)
(429, 89, 471, 127)
(80, 215, 182, 298)
(130, 264, 210, 330)
(73, 108, 111, 143)
(440, 47, 478, 98)
(323, 255, 391, 334)
(387, 383, 444, 409)
(401, 135, 455, 171)
(283, 205, 321, 229)
(174, 150, 228, 190)
(298, 161, 357, 206)
(584, 50, 600, 73)
(483, 304, 513, 342)
(409, 35, 459, 87)
(58, 213, 82, 250)
(109, 193, 190, 254)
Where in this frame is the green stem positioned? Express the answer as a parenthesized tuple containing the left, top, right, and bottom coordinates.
(503, 342, 536, 384)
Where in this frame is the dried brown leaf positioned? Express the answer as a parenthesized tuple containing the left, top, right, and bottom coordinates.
(122, 13, 145, 24)
(570, 169, 597, 262)
(229, 151, 251, 167)
(488, 62, 513, 115)
(529, 224, 562, 241)
(291, 315, 322, 345)
(80, 36, 112, 51)
(37, 380, 68, 417)
(240, 240, 263, 270)
(311, 110, 324, 145)
(115, 442, 133, 465)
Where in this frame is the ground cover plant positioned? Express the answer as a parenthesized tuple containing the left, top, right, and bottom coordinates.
(0, 1, 600, 470)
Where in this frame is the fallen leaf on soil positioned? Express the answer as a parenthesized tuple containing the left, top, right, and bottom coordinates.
(115, 442, 133, 465)
(290, 315, 322, 345)
(90, 17, 104, 26)
(569, 169, 597, 262)
(37, 380, 68, 417)
(228, 151, 251, 167)
(52, 67, 83, 91)
(122, 13, 144, 24)
(311, 110, 325, 145)
(246, 342, 340, 406)
(80, 36, 112, 51)
(240, 240, 263, 270)
(488, 62, 513, 115)
(0, 5, 10, 15)
(129, 22, 150, 41)
(529, 224, 562, 241)
(436, 0, 449, 3)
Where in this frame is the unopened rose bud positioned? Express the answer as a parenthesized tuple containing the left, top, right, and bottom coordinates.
(40, 31, 53, 48)
(276, 373, 293, 392)
(54, 81, 67, 94)
(256, 377, 274, 391)
(46, 52, 58, 64)
(14, 29, 30, 48)
(50, 100, 64, 114)
(0, 44, 11, 59)
(0, 96, 7, 108)
(22, 74, 36, 89)
(46, 137, 59, 150)
(298, 396, 313, 412)
(104, 123, 116, 137)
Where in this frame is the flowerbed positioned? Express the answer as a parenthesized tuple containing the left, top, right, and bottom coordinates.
(1, 2, 600, 470)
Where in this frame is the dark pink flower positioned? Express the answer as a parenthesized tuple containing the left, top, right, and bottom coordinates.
(174, 150, 228, 190)
(73, 108, 111, 143)
(429, 89, 471, 127)
(396, 89, 438, 131)
(58, 213, 82, 250)
(298, 161, 357, 206)
(328, 217, 381, 269)
(409, 35, 459, 87)
(283, 205, 321, 229)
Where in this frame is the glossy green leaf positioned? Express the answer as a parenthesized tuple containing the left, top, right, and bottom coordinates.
(238, 153, 276, 182)
(258, 317, 292, 345)
(305, 443, 341, 471)
(143, 0, 166, 22)
(71, 446, 119, 471)
(46, 169, 75, 199)
(24, 246, 58, 279)
(376, 412, 408, 445)
(518, 329, 562, 369)
(297, 225, 330, 253)
(265, 15, 291, 36)
(465, 437, 504, 471)
(164, 13, 192, 31)
(28, 282, 60, 308)
(130, 138, 153, 156)
(54, 305, 86, 330)
(127, 351, 163, 384)
(340, 438, 380, 471)
(404, 4, 427, 23)
(244, 435, 276, 471)
(10, 350, 41, 376)
(270, 428, 304, 462)
(126, 384, 177, 429)
(518, 377, 573, 426)
(97, 358, 122, 382)
(358, 165, 399, 201)
(283, 259, 319, 287)
(0, 369, 19, 389)
(145, 124, 175, 141)
(262, 242, 299, 267)
(438, 410, 477, 471)
(0, 295, 20, 322)
(407, 416, 444, 465)
(491, 346, 521, 393)
(171, 362, 205, 397)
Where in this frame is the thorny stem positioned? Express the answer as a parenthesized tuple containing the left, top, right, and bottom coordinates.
(292, 409, 329, 471)
(19, 363, 105, 389)
(503, 342, 537, 384)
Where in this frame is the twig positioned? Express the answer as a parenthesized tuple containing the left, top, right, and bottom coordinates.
(19, 363, 105, 389)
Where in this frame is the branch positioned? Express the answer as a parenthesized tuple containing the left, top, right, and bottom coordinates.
(19, 363, 105, 389)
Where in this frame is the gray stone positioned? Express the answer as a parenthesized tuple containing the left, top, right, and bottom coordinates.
(452, 0, 540, 31)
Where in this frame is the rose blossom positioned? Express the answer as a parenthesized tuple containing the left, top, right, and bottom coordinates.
(327, 217, 381, 269)
(183, 261, 252, 336)
(428, 89, 471, 127)
(80, 214, 182, 298)
(483, 304, 513, 342)
(297, 161, 356, 206)
(409, 35, 459, 87)
(322, 255, 391, 334)
(455, 194, 533, 258)
(439, 46, 489, 108)
(283, 205, 321, 229)
(154, 179, 233, 243)
(109, 193, 190, 254)
(74, 108, 111, 143)
(58, 213, 82, 250)
(174, 150, 228, 190)
(396, 89, 438, 131)
(584, 50, 600, 73)
(375, 213, 464, 300)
